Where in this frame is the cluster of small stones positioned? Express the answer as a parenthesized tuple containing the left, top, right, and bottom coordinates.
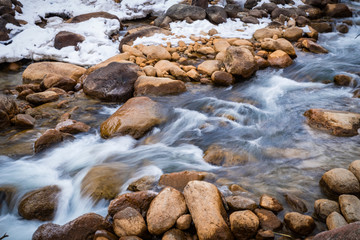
(0, 0, 23, 41)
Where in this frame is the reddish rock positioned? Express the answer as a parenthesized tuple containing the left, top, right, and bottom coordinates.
(284, 212, 315, 236)
(224, 46, 258, 78)
(267, 50, 293, 68)
(34, 129, 74, 153)
(11, 114, 35, 128)
(325, 4, 352, 18)
(254, 209, 283, 231)
(259, 194, 283, 212)
(230, 210, 259, 239)
(320, 168, 360, 197)
(55, 119, 90, 134)
(158, 170, 208, 191)
(211, 71, 235, 86)
(67, 11, 120, 23)
(54, 31, 85, 50)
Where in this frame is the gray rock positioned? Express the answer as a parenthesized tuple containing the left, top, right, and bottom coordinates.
(206, 6, 227, 24)
(339, 194, 360, 223)
(314, 199, 340, 221)
(326, 212, 348, 230)
(166, 4, 206, 21)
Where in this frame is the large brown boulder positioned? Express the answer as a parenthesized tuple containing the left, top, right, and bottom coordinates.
(18, 185, 61, 221)
(67, 11, 120, 23)
(100, 97, 166, 139)
(158, 170, 208, 191)
(113, 207, 147, 238)
(230, 210, 259, 239)
(320, 168, 360, 197)
(304, 109, 360, 137)
(54, 31, 85, 50)
(32, 213, 112, 240)
(283, 27, 303, 42)
(253, 28, 282, 41)
(183, 181, 234, 240)
(224, 46, 258, 78)
(34, 129, 74, 153)
(134, 76, 186, 96)
(41, 74, 77, 91)
(83, 62, 141, 102)
(312, 221, 360, 240)
(284, 212, 315, 236)
(325, 4, 352, 18)
(147, 187, 187, 235)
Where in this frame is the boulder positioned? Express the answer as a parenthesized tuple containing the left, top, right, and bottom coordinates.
(113, 207, 147, 237)
(301, 39, 328, 54)
(26, 91, 59, 105)
(245, 0, 258, 9)
(284, 194, 308, 213)
(41, 74, 77, 91)
(314, 199, 340, 221)
(226, 196, 257, 211)
(158, 170, 208, 191)
(304, 109, 360, 137)
(349, 160, 360, 182)
(127, 176, 156, 192)
(337, 24, 349, 34)
(267, 50, 293, 68)
(326, 212, 348, 230)
(154, 15, 173, 29)
(224, 4, 243, 18)
(183, 181, 233, 240)
(197, 46, 216, 55)
(100, 97, 166, 139)
(108, 191, 157, 218)
(305, 7, 323, 19)
(230, 210, 259, 239)
(313, 221, 360, 240)
(259, 194, 283, 212)
(142, 45, 171, 60)
(22, 62, 86, 84)
(213, 39, 230, 52)
(296, 16, 311, 27)
(283, 27, 303, 42)
(191, 0, 208, 8)
(154, 60, 189, 82)
(339, 194, 360, 223)
(325, 4, 352, 18)
(320, 168, 360, 197)
(197, 60, 223, 76)
(54, 31, 85, 50)
(34, 129, 74, 153)
(176, 214, 192, 230)
(271, 8, 297, 19)
(11, 114, 35, 128)
(18, 185, 61, 221)
(162, 229, 187, 240)
(311, 22, 332, 33)
(260, 38, 296, 58)
(55, 119, 90, 134)
(147, 187, 187, 235)
(334, 74, 352, 86)
(94, 230, 119, 240)
(186, 69, 201, 81)
(67, 11, 120, 23)
(32, 213, 111, 240)
(0, 94, 18, 129)
(206, 6, 227, 24)
(284, 212, 315, 236)
(211, 71, 235, 86)
(134, 76, 186, 96)
(254, 209, 283, 231)
(83, 62, 140, 102)
(242, 16, 259, 24)
(166, 4, 206, 21)
(224, 46, 257, 78)
(204, 145, 256, 166)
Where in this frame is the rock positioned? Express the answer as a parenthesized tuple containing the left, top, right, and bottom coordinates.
(314, 199, 340, 221)
(55, 119, 90, 134)
(108, 191, 157, 218)
(284, 194, 308, 213)
(304, 109, 360, 137)
(214, 39, 231, 52)
(54, 31, 85, 50)
(224, 4, 243, 18)
(22, 62, 86, 84)
(154, 60, 189, 82)
(119, 237, 143, 240)
(34, 129, 74, 153)
(94, 230, 119, 240)
(26, 91, 59, 105)
(0, 94, 18, 129)
(18, 185, 61, 221)
(197, 60, 223, 76)
(11, 114, 35, 128)
(312, 222, 360, 240)
(41, 74, 77, 91)
(32, 212, 111, 240)
(203, 145, 256, 166)
(123, 45, 144, 57)
(183, 181, 233, 240)
(127, 176, 156, 192)
(143, 66, 157, 77)
(334, 74, 353, 86)
(242, 16, 259, 24)
(166, 4, 206, 21)
(176, 214, 192, 230)
(147, 187, 187, 235)
(249, 9, 265, 18)
(230, 210, 259, 239)
(254, 209, 283, 231)
(142, 45, 171, 60)
(296, 16, 311, 27)
(154, 15, 172, 29)
(100, 97, 166, 139)
(245, 0, 258, 9)
(339, 194, 360, 223)
(267, 50, 293, 68)
(192, 0, 208, 8)
(162, 229, 187, 240)
(206, 6, 227, 24)
(311, 22, 332, 33)
(349, 160, 360, 182)
(134, 76, 186, 96)
(261, 38, 296, 58)
(224, 46, 257, 78)
(197, 46, 216, 55)
(81, 163, 129, 202)
(255, 230, 275, 240)
(67, 11, 120, 23)
(305, 7, 323, 19)
(320, 168, 360, 197)
(284, 212, 315, 236)
(226, 196, 257, 211)
(113, 207, 147, 237)
(208, 28, 218, 36)
(301, 39, 328, 54)
(211, 71, 235, 86)
(326, 212, 348, 230)
(0, 0, 12, 7)
(337, 24, 349, 34)
(271, 8, 297, 19)
(83, 62, 140, 102)
(186, 69, 201, 81)
(284, 27, 303, 42)
(255, 56, 270, 69)
(158, 170, 208, 191)
(325, 4, 352, 18)
(260, 194, 284, 212)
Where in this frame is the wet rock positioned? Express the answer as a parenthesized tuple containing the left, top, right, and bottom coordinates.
(255, 56, 270, 69)
(26, 91, 59, 105)
(301, 39, 328, 54)
(147, 187, 187, 235)
(127, 176, 156, 192)
(206, 6, 227, 24)
(320, 168, 360, 197)
(108, 191, 157, 218)
(11, 114, 35, 128)
(296, 16, 311, 27)
(314, 199, 340, 221)
(283, 27, 303, 42)
(154, 60, 189, 82)
(41, 74, 77, 91)
(203, 144, 256, 166)
(22, 62, 86, 84)
(197, 60, 222, 76)
(83, 62, 140, 102)
(326, 212, 348, 230)
(337, 24, 349, 34)
(55, 119, 90, 134)
(254, 209, 283, 231)
(15, 84, 41, 93)
(224, 4, 243, 18)
(81, 163, 129, 202)
(142, 45, 171, 60)
(256, 229, 275, 240)
(158, 170, 208, 191)
(100, 97, 166, 139)
(230, 210, 259, 239)
(313, 221, 360, 240)
(18, 185, 61, 221)
(113, 207, 147, 237)
(176, 214, 192, 230)
(134, 76, 186, 97)
(162, 229, 187, 240)
(32, 212, 111, 240)
(284, 194, 308, 213)
(224, 46, 257, 78)
(349, 160, 360, 182)
(245, 0, 258, 10)
(191, 0, 208, 9)
(34, 129, 74, 153)
(226, 196, 257, 211)
(339, 194, 360, 223)
(268, 50, 293, 68)
(0, 94, 18, 129)
(166, 4, 206, 21)
(304, 109, 360, 137)
(183, 181, 233, 240)
(119, 237, 143, 240)
(284, 212, 315, 236)
(67, 11, 120, 23)
(211, 71, 235, 86)
(325, 3, 352, 18)
(305, 7, 323, 19)
(54, 31, 85, 50)
(260, 194, 283, 212)
(260, 38, 296, 58)
(311, 22, 332, 33)
(94, 230, 119, 240)
(334, 74, 353, 86)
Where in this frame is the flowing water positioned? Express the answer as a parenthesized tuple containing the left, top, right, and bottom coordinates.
(1, 3, 360, 239)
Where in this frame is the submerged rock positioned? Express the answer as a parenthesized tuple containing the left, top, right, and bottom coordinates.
(26, 91, 59, 105)
(203, 144, 256, 166)
(226, 196, 257, 211)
